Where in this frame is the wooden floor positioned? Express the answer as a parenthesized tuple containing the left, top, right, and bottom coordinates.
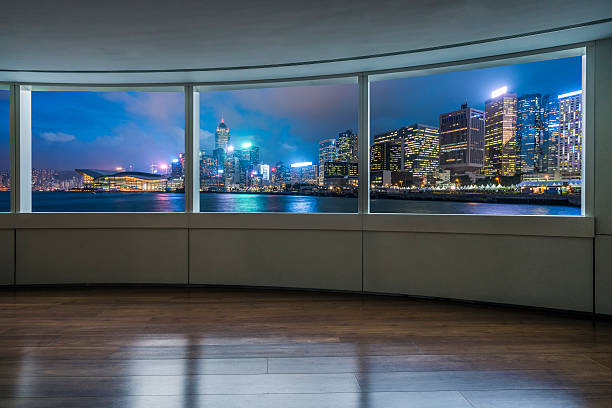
(0, 288, 611, 407)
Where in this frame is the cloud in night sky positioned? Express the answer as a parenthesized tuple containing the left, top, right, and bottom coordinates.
(0, 56, 582, 171)
(40, 132, 76, 143)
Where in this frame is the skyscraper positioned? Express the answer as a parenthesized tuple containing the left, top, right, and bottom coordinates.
(540, 94, 560, 175)
(336, 130, 358, 163)
(290, 162, 318, 185)
(318, 139, 336, 185)
(516, 94, 541, 174)
(439, 103, 485, 175)
(402, 124, 440, 181)
(372, 124, 439, 182)
(558, 90, 582, 178)
(485, 89, 517, 177)
(370, 140, 403, 171)
(215, 118, 230, 151)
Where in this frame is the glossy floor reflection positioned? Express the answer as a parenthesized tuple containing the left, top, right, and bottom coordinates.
(0, 288, 611, 407)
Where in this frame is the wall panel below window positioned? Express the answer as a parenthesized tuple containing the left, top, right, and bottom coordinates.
(16, 229, 188, 284)
(363, 231, 593, 312)
(0, 229, 14, 285)
(189, 229, 362, 291)
(596, 235, 612, 315)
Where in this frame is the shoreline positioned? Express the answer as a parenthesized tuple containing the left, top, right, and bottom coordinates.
(18, 190, 581, 208)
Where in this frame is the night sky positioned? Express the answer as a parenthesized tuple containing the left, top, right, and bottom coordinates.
(0, 56, 581, 172)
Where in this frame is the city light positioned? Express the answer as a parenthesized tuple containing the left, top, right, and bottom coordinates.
(160, 164, 168, 171)
(490, 86, 508, 98)
(558, 90, 582, 99)
(217, 169, 224, 174)
(227, 145, 235, 152)
(115, 167, 124, 172)
(291, 162, 312, 168)
(241, 142, 252, 148)
(172, 158, 179, 163)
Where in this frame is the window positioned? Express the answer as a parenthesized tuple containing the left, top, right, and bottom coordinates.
(370, 55, 583, 215)
(31, 89, 185, 212)
(0, 89, 8, 212)
(198, 81, 358, 213)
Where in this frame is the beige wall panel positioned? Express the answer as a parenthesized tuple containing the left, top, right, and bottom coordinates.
(596, 235, 612, 315)
(190, 229, 362, 291)
(364, 232, 593, 312)
(0, 229, 14, 285)
(16, 229, 188, 284)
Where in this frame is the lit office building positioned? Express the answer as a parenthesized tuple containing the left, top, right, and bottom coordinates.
(336, 130, 358, 163)
(290, 162, 318, 185)
(373, 124, 438, 181)
(215, 117, 230, 151)
(558, 90, 583, 178)
(271, 162, 291, 186)
(370, 140, 403, 171)
(200, 154, 220, 188)
(318, 139, 336, 185)
(439, 103, 485, 175)
(485, 87, 517, 176)
(540, 94, 560, 174)
(516, 94, 541, 174)
(259, 164, 270, 181)
(171, 158, 182, 177)
(324, 161, 348, 178)
(402, 124, 439, 181)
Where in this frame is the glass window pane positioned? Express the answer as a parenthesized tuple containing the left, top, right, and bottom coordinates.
(32, 90, 185, 212)
(0, 89, 8, 212)
(370, 56, 582, 215)
(198, 82, 358, 213)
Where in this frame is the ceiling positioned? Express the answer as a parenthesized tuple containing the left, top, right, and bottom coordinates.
(1, 0, 611, 82)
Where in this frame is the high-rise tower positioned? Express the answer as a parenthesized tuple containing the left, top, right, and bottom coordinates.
(485, 88, 517, 177)
(540, 94, 560, 175)
(318, 139, 336, 186)
(516, 94, 541, 174)
(215, 117, 230, 152)
(557, 90, 582, 178)
(439, 103, 485, 175)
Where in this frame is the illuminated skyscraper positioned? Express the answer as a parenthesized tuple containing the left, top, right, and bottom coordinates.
(290, 162, 317, 185)
(373, 124, 439, 181)
(516, 94, 541, 174)
(485, 88, 517, 177)
(402, 124, 439, 181)
(171, 158, 182, 177)
(558, 90, 582, 178)
(318, 139, 336, 185)
(336, 130, 358, 163)
(439, 103, 485, 175)
(271, 162, 290, 185)
(540, 94, 560, 174)
(215, 117, 230, 152)
(370, 140, 403, 171)
(200, 154, 220, 188)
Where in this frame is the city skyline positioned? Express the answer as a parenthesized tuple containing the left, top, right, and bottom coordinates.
(0, 56, 581, 172)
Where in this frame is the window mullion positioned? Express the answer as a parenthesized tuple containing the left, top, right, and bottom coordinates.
(10, 85, 32, 213)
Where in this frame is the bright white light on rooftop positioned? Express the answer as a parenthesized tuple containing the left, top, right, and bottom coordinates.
(491, 86, 508, 99)
(241, 142, 252, 148)
(558, 90, 582, 99)
(227, 145, 235, 152)
(291, 162, 312, 168)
